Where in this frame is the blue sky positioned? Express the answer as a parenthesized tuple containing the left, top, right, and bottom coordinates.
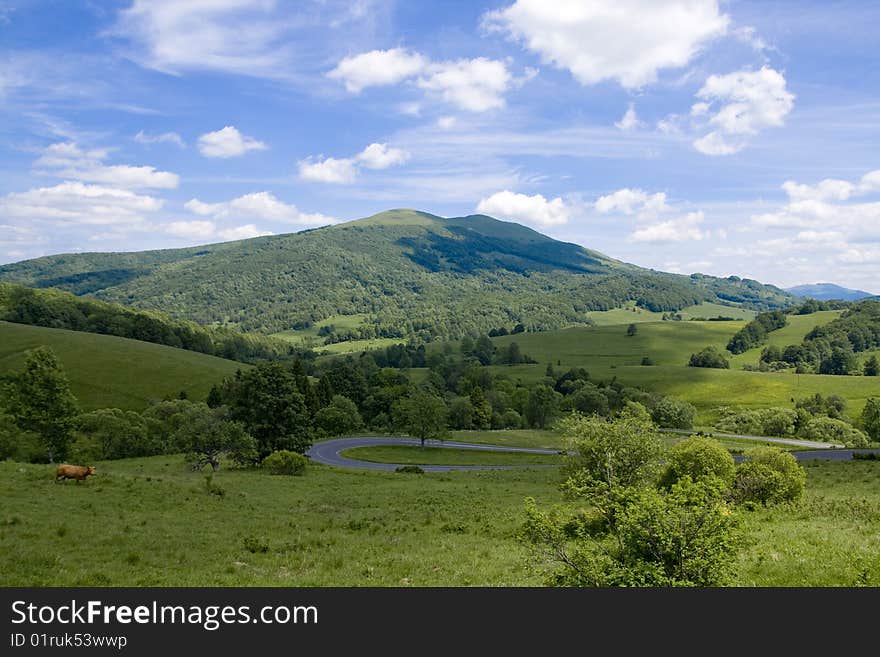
(2, 0, 880, 292)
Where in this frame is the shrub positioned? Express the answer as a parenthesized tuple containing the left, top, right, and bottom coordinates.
(395, 465, 425, 474)
(660, 437, 736, 489)
(640, 357, 654, 366)
(717, 408, 797, 437)
(688, 346, 730, 369)
(262, 450, 308, 476)
(651, 397, 696, 430)
(731, 447, 806, 505)
(243, 535, 269, 553)
(800, 417, 869, 448)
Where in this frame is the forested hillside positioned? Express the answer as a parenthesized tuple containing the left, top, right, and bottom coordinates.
(0, 210, 794, 342)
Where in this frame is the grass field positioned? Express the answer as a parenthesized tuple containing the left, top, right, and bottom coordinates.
(485, 316, 880, 423)
(340, 445, 562, 466)
(587, 301, 755, 326)
(0, 321, 244, 410)
(271, 314, 404, 355)
(1, 454, 877, 586)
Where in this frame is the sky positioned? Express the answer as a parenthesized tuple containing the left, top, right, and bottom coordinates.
(1, 0, 880, 292)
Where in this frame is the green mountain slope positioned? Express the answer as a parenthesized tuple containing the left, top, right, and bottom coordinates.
(0, 321, 244, 410)
(0, 209, 794, 342)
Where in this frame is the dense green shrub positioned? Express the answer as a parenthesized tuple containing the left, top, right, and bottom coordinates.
(651, 397, 696, 429)
(800, 417, 869, 448)
(262, 450, 308, 476)
(660, 437, 736, 489)
(395, 465, 425, 474)
(732, 447, 806, 505)
(688, 346, 730, 369)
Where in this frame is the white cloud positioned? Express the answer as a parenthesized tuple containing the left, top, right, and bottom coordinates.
(298, 156, 359, 184)
(134, 130, 186, 148)
(110, 0, 294, 78)
(356, 143, 410, 169)
(595, 188, 668, 219)
(630, 211, 707, 242)
(476, 190, 572, 227)
(692, 67, 794, 156)
(0, 181, 163, 226)
(218, 224, 274, 240)
(166, 220, 216, 240)
(614, 103, 643, 131)
(782, 179, 855, 202)
(198, 126, 267, 158)
(483, 0, 729, 88)
(328, 49, 519, 112)
(184, 191, 335, 226)
(327, 48, 427, 93)
(34, 142, 179, 189)
(299, 142, 409, 183)
(417, 58, 512, 112)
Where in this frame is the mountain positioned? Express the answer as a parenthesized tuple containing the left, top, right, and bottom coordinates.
(0, 209, 794, 342)
(785, 283, 874, 302)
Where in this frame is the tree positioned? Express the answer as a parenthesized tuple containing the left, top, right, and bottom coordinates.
(393, 389, 447, 447)
(525, 384, 560, 429)
(688, 346, 730, 369)
(172, 404, 257, 471)
(314, 395, 363, 437)
(4, 347, 79, 462)
(224, 363, 310, 457)
(651, 397, 696, 430)
(864, 356, 880, 377)
(470, 386, 492, 429)
(75, 408, 155, 460)
(800, 417, 868, 448)
(448, 397, 474, 430)
(861, 397, 880, 441)
(626, 323, 637, 337)
(472, 335, 496, 365)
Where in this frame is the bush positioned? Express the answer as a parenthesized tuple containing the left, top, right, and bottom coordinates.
(651, 397, 696, 430)
(395, 465, 425, 474)
(262, 450, 308, 476)
(640, 357, 654, 366)
(660, 437, 736, 489)
(731, 447, 805, 505)
(717, 408, 797, 437)
(800, 417, 869, 448)
(688, 346, 730, 369)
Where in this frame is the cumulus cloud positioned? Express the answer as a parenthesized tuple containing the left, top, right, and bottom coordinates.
(614, 103, 643, 131)
(34, 142, 179, 189)
(630, 211, 707, 242)
(134, 130, 186, 148)
(356, 143, 411, 169)
(110, 0, 295, 78)
(218, 224, 273, 240)
(299, 142, 410, 184)
(416, 58, 512, 112)
(184, 191, 335, 226)
(0, 181, 163, 226)
(328, 48, 427, 93)
(166, 220, 216, 240)
(595, 188, 668, 220)
(197, 126, 267, 158)
(328, 48, 521, 112)
(483, 0, 729, 88)
(692, 66, 794, 155)
(476, 190, 572, 227)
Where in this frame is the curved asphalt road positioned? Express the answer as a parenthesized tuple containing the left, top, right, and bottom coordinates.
(306, 436, 562, 472)
(307, 436, 880, 471)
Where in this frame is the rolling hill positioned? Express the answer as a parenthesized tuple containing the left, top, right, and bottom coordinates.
(0, 321, 245, 410)
(786, 283, 874, 301)
(0, 209, 795, 343)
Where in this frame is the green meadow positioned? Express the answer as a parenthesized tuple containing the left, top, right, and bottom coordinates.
(339, 445, 563, 466)
(0, 321, 244, 410)
(1, 454, 877, 587)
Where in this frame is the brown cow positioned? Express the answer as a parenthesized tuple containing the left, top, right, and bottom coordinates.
(55, 464, 96, 483)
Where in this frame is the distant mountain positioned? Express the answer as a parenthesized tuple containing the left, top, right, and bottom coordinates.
(0, 209, 795, 342)
(785, 283, 874, 302)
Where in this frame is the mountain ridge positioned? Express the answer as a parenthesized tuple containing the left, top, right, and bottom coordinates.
(0, 209, 794, 342)
(785, 283, 874, 302)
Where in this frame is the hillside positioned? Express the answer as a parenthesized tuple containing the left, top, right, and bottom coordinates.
(786, 283, 874, 301)
(0, 209, 794, 343)
(0, 321, 244, 410)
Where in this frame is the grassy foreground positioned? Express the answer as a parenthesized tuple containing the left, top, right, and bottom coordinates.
(1, 455, 878, 587)
(0, 321, 244, 410)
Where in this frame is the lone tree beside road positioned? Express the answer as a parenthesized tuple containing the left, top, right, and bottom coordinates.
(393, 389, 447, 447)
